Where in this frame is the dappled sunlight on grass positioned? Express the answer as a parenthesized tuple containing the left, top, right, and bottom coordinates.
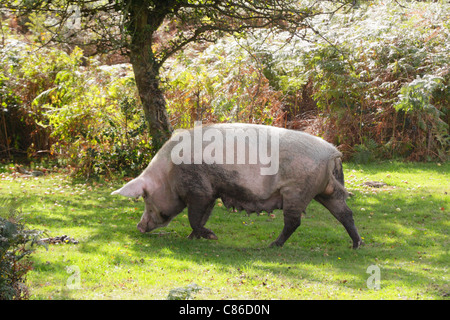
(0, 161, 448, 299)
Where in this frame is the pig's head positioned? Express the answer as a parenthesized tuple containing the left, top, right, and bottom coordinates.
(111, 176, 175, 233)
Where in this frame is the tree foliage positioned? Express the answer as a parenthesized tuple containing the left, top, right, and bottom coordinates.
(1, 0, 355, 151)
(164, 1, 449, 161)
(0, 1, 448, 176)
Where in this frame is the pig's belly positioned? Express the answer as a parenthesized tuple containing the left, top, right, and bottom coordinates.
(220, 190, 283, 214)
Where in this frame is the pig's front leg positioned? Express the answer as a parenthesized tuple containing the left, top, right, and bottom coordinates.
(187, 197, 218, 240)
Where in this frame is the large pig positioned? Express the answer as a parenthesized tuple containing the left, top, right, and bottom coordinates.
(112, 123, 362, 248)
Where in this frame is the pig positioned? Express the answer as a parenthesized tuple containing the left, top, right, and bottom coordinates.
(111, 123, 362, 249)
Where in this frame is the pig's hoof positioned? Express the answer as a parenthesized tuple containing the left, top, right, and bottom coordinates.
(352, 240, 364, 249)
(206, 232, 218, 240)
(269, 241, 283, 248)
(188, 229, 218, 240)
(202, 229, 218, 240)
(187, 231, 200, 239)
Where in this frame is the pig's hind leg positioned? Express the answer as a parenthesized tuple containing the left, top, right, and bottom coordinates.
(315, 194, 362, 249)
(269, 188, 312, 247)
(187, 197, 218, 240)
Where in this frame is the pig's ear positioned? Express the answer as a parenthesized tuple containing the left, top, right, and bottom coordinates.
(111, 177, 146, 198)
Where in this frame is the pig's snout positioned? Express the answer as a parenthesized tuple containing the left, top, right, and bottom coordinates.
(137, 210, 171, 233)
(137, 222, 147, 233)
(137, 214, 154, 233)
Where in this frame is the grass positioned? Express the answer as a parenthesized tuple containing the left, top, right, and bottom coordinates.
(0, 161, 448, 300)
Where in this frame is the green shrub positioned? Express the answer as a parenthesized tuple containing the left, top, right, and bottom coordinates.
(174, 1, 449, 161)
(0, 199, 46, 300)
(164, 36, 284, 128)
(352, 139, 378, 164)
(394, 75, 449, 160)
(1, 34, 150, 177)
(2, 0, 448, 175)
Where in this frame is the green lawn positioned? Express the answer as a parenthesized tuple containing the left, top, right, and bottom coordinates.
(1, 161, 448, 300)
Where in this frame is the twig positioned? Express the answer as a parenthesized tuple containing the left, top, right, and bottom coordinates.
(148, 231, 177, 236)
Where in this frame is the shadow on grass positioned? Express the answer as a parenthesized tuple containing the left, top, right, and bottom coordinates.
(344, 161, 449, 175)
(3, 162, 448, 299)
(76, 187, 448, 298)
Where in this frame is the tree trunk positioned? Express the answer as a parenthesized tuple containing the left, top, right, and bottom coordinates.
(128, 3, 173, 154)
(130, 53, 173, 153)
